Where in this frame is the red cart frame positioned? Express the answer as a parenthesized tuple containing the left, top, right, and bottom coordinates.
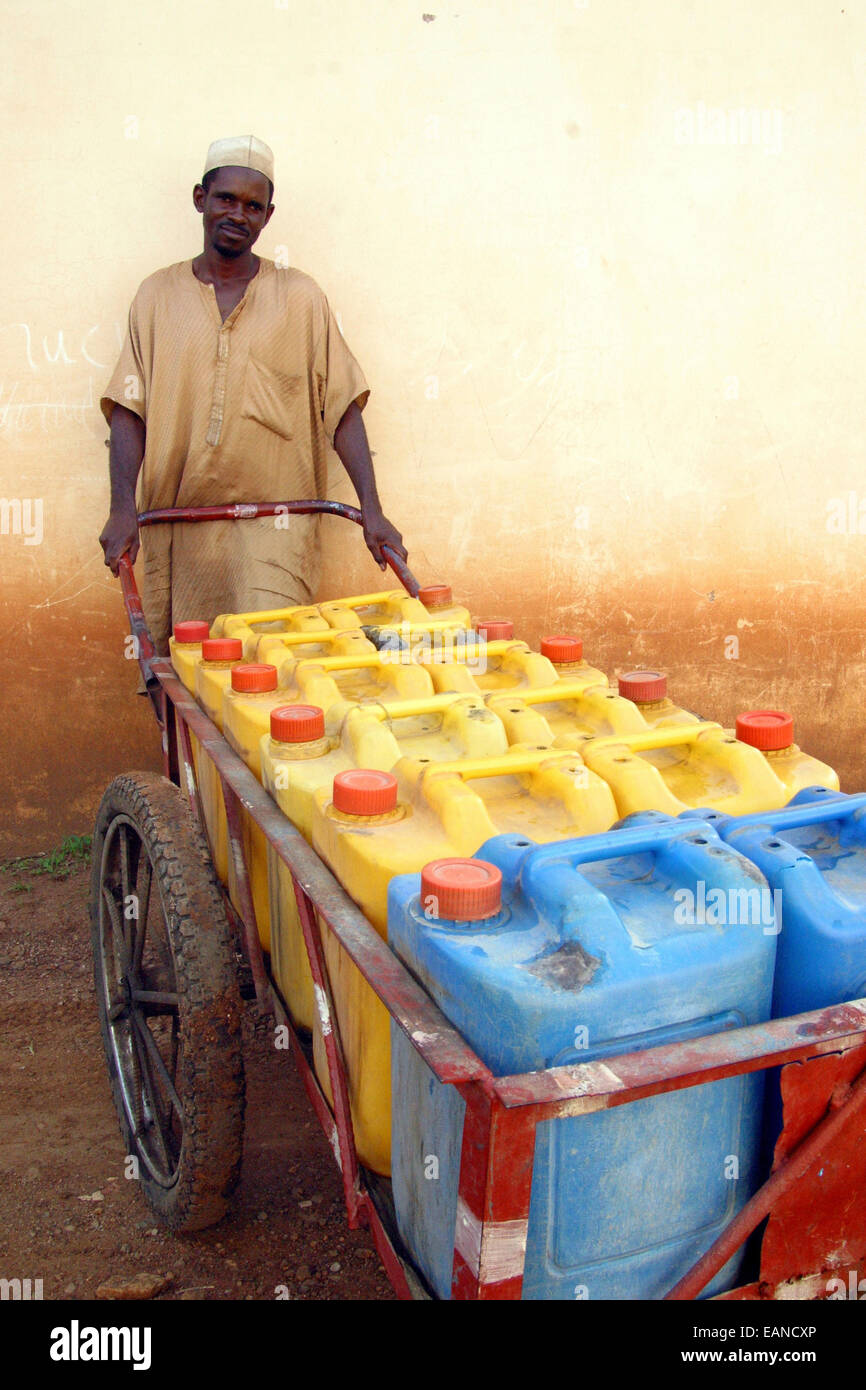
(113, 501, 866, 1301)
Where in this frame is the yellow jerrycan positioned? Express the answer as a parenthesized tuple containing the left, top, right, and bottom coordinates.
(289, 652, 435, 731)
(222, 662, 299, 951)
(261, 690, 506, 1029)
(537, 635, 608, 687)
(220, 655, 388, 950)
(222, 647, 422, 772)
(616, 671, 701, 728)
(220, 649, 445, 956)
(169, 620, 211, 692)
(262, 704, 394, 1030)
(734, 710, 839, 798)
(486, 680, 649, 747)
(425, 629, 607, 697)
(211, 602, 332, 656)
(576, 721, 829, 819)
(169, 622, 212, 859)
(254, 628, 376, 668)
(319, 583, 472, 633)
(193, 637, 245, 882)
(309, 748, 620, 1174)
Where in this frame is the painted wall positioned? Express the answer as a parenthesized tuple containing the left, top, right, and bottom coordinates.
(3, 0, 865, 855)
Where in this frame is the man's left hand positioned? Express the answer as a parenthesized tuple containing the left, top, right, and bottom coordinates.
(362, 505, 407, 572)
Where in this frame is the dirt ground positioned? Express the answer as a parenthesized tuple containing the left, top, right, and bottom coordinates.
(0, 855, 396, 1302)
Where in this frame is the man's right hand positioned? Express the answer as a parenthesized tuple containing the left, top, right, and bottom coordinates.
(99, 507, 140, 575)
(101, 404, 146, 575)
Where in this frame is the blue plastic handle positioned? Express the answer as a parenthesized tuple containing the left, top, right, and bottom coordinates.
(521, 816, 720, 877)
(717, 791, 866, 837)
(514, 817, 729, 930)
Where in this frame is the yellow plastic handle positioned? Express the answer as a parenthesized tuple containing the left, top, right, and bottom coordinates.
(585, 723, 724, 755)
(359, 692, 486, 722)
(294, 653, 388, 675)
(410, 636, 528, 656)
(488, 680, 610, 708)
(361, 616, 481, 639)
(319, 590, 406, 612)
(422, 747, 582, 780)
(229, 604, 325, 625)
(262, 629, 368, 651)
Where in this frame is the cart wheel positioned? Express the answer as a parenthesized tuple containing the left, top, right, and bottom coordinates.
(90, 771, 246, 1231)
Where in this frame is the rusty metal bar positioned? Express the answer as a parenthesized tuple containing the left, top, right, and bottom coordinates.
(161, 687, 177, 784)
(490, 1002, 866, 1118)
(117, 554, 162, 708)
(450, 1084, 536, 1300)
(221, 781, 271, 1010)
(264, 967, 414, 1296)
(174, 709, 206, 827)
(357, 1192, 415, 1300)
(291, 878, 364, 1226)
(664, 1048, 866, 1300)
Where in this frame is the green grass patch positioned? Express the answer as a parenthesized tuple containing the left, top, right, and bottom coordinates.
(2, 834, 92, 883)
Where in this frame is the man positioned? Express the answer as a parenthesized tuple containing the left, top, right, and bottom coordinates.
(99, 135, 406, 652)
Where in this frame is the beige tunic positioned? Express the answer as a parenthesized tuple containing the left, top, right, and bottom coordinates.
(101, 258, 369, 653)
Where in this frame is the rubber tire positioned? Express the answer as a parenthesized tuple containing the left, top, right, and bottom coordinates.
(90, 771, 246, 1232)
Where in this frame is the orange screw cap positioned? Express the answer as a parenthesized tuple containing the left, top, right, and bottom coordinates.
(476, 620, 514, 641)
(418, 584, 453, 610)
(201, 638, 243, 662)
(736, 710, 795, 751)
(618, 670, 667, 702)
(333, 769, 399, 816)
(541, 636, 583, 664)
(173, 620, 210, 643)
(270, 705, 326, 742)
(231, 663, 278, 693)
(420, 859, 503, 922)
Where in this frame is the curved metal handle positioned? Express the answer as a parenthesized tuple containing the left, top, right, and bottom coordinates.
(135, 499, 419, 596)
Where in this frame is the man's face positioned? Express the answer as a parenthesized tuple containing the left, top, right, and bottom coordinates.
(193, 166, 274, 258)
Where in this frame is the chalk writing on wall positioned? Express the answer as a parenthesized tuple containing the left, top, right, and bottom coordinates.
(0, 322, 123, 435)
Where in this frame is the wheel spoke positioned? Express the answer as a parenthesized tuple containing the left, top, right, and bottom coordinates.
(119, 820, 131, 900)
(130, 988, 179, 1010)
(128, 1014, 175, 1173)
(168, 1013, 180, 1083)
(132, 859, 153, 975)
(119, 824, 134, 959)
(127, 1019, 146, 1139)
(130, 1008, 184, 1122)
(101, 884, 130, 976)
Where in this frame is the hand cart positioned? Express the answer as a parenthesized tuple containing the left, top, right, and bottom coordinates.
(90, 500, 866, 1300)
